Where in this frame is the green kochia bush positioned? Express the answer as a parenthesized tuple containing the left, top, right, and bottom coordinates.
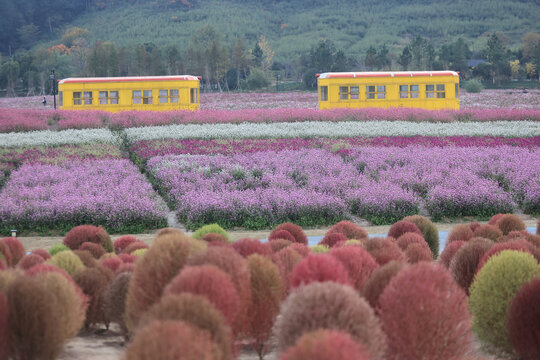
(469, 250, 540, 357)
(192, 223, 231, 242)
(49, 243, 70, 256)
(403, 215, 439, 257)
(48, 251, 85, 276)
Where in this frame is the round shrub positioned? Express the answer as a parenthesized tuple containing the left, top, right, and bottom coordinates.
(288, 243, 310, 257)
(396, 232, 428, 252)
(507, 277, 540, 360)
(362, 260, 407, 310)
(269, 239, 292, 253)
(439, 240, 466, 268)
(73, 266, 112, 329)
(16, 254, 45, 270)
(31, 248, 51, 260)
(49, 243, 70, 256)
(0, 242, 12, 267)
(270, 223, 308, 245)
(404, 243, 433, 264)
(463, 78, 484, 93)
(268, 230, 296, 243)
(232, 238, 272, 258)
(0, 293, 8, 360)
(275, 281, 387, 360)
(63, 225, 113, 252)
(469, 250, 540, 356)
(344, 239, 362, 246)
(379, 262, 473, 360)
(48, 250, 85, 276)
(163, 265, 240, 327)
(73, 250, 98, 268)
(496, 214, 526, 235)
(489, 213, 505, 225)
(101, 256, 123, 273)
(449, 239, 493, 294)
(139, 293, 232, 360)
(403, 215, 439, 257)
(118, 253, 137, 264)
(201, 233, 229, 243)
(447, 224, 474, 243)
(131, 248, 148, 257)
(80, 242, 106, 259)
(280, 329, 370, 360)
(319, 232, 347, 248)
(122, 241, 149, 255)
(388, 221, 422, 240)
(476, 240, 534, 273)
(310, 244, 329, 253)
(272, 247, 302, 298)
(329, 246, 379, 292)
(362, 237, 405, 266)
(0, 237, 25, 265)
(187, 246, 251, 337)
(473, 224, 503, 242)
(290, 254, 350, 289)
(125, 233, 206, 332)
(246, 254, 284, 358)
(104, 272, 132, 335)
(193, 223, 230, 242)
(124, 320, 214, 360)
(326, 220, 368, 241)
(468, 221, 482, 232)
(113, 235, 139, 254)
(155, 227, 184, 237)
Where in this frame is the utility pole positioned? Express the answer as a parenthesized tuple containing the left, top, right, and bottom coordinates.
(50, 69, 56, 109)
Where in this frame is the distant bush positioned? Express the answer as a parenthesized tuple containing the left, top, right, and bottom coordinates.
(275, 281, 387, 360)
(31, 248, 51, 260)
(201, 233, 229, 243)
(63, 225, 113, 252)
(118, 253, 137, 264)
(476, 240, 533, 273)
(49, 243, 70, 256)
(362, 237, 405, 266)
(246, 254, 283, 358)
(496, 214, 526, 235)
(131, 248, 147, 257)
(362, 261, 407, 310)
(288, 243, 310, 257)
(48, 251, 85, 276)
(104, 272, 132, 336)
(473, 224, 503, 242)
(290, 254, 350, 289)
(438, 240, 467, 268)
(246, 69, 270, 90)
(123, 320, 215, 360)
(325, 220, 368, 241)
(469, 250, 540, 356)
(488, 213, 505, 225)
(272, 247, 302, 298)
(396, 232, 428, 252)
(101, 256, 123, 272)
(268, 239, 292, 253)
(16, 254, 45, 270)
(139, 293, 232, 360)
(0, 237, 25, 266)
(403, 215, 439, 256)
(80, 242, 106, 259)
(449, 238, 493, 294)
(379, 262, 473, 360)
(232, 238, 272, 258)
(447, 224, 474, 243)
(73, 266, 113, 329)
(388, 221, 423, 240)
(270, 223, 308, 245)
(404, 243, 434, 263)
(122, 241, 149, 255)
(318, 232, 347, 248)
(463, 79, 484, 93)
(268, 230, 295, 243)
(310, 244, 329, 253)
(507, 277, 540, 360)
(113, 235, 139, 254)
(329, 246, 378, 292)
(125, 232, 206, 331)
(192, 223, 230, 242)
(281, 329, 370, 360)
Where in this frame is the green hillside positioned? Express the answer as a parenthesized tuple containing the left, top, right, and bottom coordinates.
(55, 0, 540, 61)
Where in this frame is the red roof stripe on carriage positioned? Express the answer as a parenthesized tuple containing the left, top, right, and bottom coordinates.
(59, 76, 200, 84)
(319, 71, 458, 79)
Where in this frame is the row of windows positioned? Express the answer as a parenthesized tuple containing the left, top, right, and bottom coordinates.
(67, 89, 199, 106)
(321, 84, 451, 101)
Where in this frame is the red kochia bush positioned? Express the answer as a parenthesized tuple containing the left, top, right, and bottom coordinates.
(404, 243, 433, 264)
(118, 254, 137, 264)
(449, 239, 493, 294)
(329, 246, 379, 291)
(275, 281, 387, 360)
(290, 254, 350, 289)
(489, 213, 505, 225)
(362, 237, 405, 266)
(468, 221, 482, 232)
(80, 242, 106, 259)
(122, 241, 149, 254)
(232, 238, 272, 258)
(362, 261, 407, 310)
(0, 242, 11, 268)
(63, 225, 113, 252)
(438, 240, 467, 268)
(473, 224, 503, 242)
(73, 266, 112, 329)
(269, 239, 292, 253)
(280, 329, 370, 360)
(319, 232, 348, 248)
(163, 265, 240, 327)
(388, 221, 423, 240)
(476, 240, 534, 273)
(507, 277, 540, 360)
(74, 250, 98, 268)
(496, 214, 526, 235)
(288, 243, 310, 257)
(0, 237, 25, 265)
(201, 233, 229, 243)
(396, 232, 428, 252)
(123, 320, 214, 360)
(270, 223, 308, 245)
(0, 293, 8, 360)
(326, 220, 368, 241)
(101, 257, 123, 273)
(30, 249, 51, 260)
(379, 262, 473, 360)
(16, 254, 45, 270)
(104, 272, 132, 336)
(113, 235, 139, 254)
(268, 230, 296, 243)
(272, 247, 302, 298)
(447, 224, 474, 243)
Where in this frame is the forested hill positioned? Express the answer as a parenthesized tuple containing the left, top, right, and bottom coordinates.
(2, 0, 539, 60)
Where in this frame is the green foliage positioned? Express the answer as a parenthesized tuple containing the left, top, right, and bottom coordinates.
(463, 79, 484, 93)
(310, 244, 330, 253)
(402, 215, 439, 257)
(246, 69, 270, 90)
(469, 250, 540, 357)
(49, 243, 71, 256)
(192, 224, 230, 242)
(48, 250, 85, 276)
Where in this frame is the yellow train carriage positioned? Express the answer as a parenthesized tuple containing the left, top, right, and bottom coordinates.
(317, 71, 459, 110)
(58, 75, 200, 112)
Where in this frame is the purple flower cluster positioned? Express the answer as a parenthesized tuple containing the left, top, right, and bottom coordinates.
(0, 159, 168, 233)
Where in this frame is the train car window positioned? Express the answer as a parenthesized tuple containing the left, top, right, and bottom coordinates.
(171, 89, 179, 103)
(377, 86, 386, 99)
(366, 86, 376, 99)
(339, 86, 349, 100)
(110, 91, 119, 104)
(59, 91, 63, 107)
(436, 84, 445, 98)
(455, 83, 459, 99)
(73, 92, 82, 105)
(99, 91, 108, 105)
(411, 85, 419, 98)
(350, 86, 359, 99)
(190, 88, 198, 104)
(143, 90, 153, 104)
(159, 90, 169, 103)
(83, 92, 93, 105)
(320, 86, 328, 101)
(132, 90, 142, 104)
(426, 84, 435, 98)
(400, 85, 409, 98)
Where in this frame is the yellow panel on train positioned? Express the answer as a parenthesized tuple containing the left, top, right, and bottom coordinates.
(317, 71, 460, 110)
(58, 75, 200, 112)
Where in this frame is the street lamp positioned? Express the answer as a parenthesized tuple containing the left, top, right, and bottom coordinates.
(10, 229, 17, 237)
(49, 69, 56, 110)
